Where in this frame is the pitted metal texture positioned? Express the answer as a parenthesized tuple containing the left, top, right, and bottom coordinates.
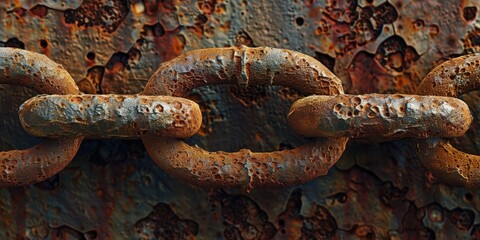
(142, 45, 344, 96)
(416, 54, 480, 188)
(0, 47, 80, 95)
(0, 48, 83, 187)
(141, 46, 349, 190)
(1, 0, 480, 239)
(19, 94, 202, 139)
(288, 94, 473, 139)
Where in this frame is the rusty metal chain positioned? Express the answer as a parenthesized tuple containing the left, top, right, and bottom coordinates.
(0, 46, 476, 190)
(140, 46, 348, 189)
(0, 48, 83, 187)
(0, 48, 202, 187)
(415, 55, 480, 188)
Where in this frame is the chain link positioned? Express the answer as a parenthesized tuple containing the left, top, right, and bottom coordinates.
(288, 94, 472, 138)
(0, 48, 83, 187)
(141, 46, 348, 189)
(19, 94, 201, 139)
(0, 46, 477, 190)
(415, 54, 480, 188)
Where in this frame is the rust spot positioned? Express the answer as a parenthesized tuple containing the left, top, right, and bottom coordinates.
(142, 46, 347, 189)
(134, 203, 198, 239)
(314, 51, 335, 71)
(70, 96, 83, 104)
(463, 6, 477, 22)
(172, 100, 182, 110)
(141, 23, 165, 39)
(86, 51, 95, 61)
(210, 189, 277, 239)
(4, 37, 25, 49)
(235, 30, 255, 47)
(155, 104, 164, 113)
(63, 0, 130, 33)
(29, 5, 49, 18)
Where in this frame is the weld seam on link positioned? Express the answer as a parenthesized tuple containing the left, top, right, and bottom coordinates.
(141, 45, 348, 190)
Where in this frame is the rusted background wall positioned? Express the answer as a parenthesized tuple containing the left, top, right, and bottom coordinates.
(1, 0, 480, 239)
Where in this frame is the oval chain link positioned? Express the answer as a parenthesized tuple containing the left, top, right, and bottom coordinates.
(141, 46, 348, 190)
(0, 48, 83, 187)
(288, 94, 472, 139)
(415, 54, 480, 187)
(19, 94, 202, 139)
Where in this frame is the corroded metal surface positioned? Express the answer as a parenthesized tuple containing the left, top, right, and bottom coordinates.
(141, 45, 344, 96)
(288, 94, 472, 138)
(0, 48, 83, 187)
(1, 0, 480, 239)
(142, 46, 348, 190)
(0, 48, 81, 95)
(416, 54, 480, 188)
(143, 137, 347, 189)
(19, 94, 202, 139)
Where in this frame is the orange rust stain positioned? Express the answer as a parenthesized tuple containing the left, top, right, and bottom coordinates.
(110, 61, 126, 73)
(215, 4, 227, 14)
(219, 21, 231, 32)
(12, 0, 22, 7)
(309, 6, 321, 19)
(429, 25, 440, 37)
(154, 31, 186, 61)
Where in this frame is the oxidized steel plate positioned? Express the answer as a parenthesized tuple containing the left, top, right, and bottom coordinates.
(1, 0, 480, 239)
